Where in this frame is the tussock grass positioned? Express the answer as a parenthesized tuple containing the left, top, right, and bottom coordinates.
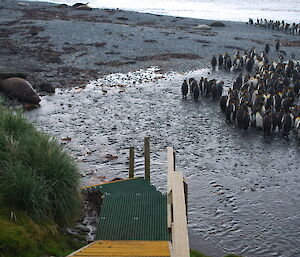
(0, 207, 83, 257)
(0, 106, 81, 226)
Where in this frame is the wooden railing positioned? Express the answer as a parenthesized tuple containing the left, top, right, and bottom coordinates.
(167, 147, 190, 257)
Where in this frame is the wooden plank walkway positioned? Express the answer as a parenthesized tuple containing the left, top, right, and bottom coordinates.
(68, 240, 170, 257)
(68, 145, 189, 257)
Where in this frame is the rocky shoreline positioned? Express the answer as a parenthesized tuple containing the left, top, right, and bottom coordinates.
(1, 0, 299, 93)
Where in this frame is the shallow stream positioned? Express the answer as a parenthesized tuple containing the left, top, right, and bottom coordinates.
(26, 67, 300, 257)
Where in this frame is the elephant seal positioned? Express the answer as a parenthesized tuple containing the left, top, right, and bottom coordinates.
(73, 3, 92, 10)
(0, 77, 40, 104)
(196, 24, 212, 30)
(210, 21, 225, 27)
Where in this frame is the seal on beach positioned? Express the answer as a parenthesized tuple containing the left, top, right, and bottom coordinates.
(0, 77, 41, 104)
(210, 21, 225, 27)
(72, 3, 92, 10)
(196, 24, 212, 30)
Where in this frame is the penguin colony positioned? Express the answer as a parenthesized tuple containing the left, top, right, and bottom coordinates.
(248, 18, 300, 36)
(181, 44, 300, 138)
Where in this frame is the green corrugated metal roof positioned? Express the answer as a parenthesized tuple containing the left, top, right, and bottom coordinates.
(82, 177, 161, 195)
(95, 193, 169, 241)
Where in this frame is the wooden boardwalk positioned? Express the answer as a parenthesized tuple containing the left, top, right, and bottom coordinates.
(68, 145, 189, 257)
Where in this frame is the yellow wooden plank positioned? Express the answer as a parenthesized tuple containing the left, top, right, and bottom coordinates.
(74, 254, 170, 257)
(74, 253, 170, 257)
(71, 240, 170, 257)
(80, 247, 169, 253)
(74, 252, 170, 257)
(82, 246, 169, 251)
(81, 178, 139, 189)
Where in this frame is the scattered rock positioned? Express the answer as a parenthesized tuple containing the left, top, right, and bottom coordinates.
(0, 77, 40, 104)
(61, 137, 72, 141)
(196, 24, 212, 30)
(38, 82, 55, 93)
(110, 178, 122, 181)
(104, 154, 118, 160)
(76, 224, 90, 234)
(210, 21, 225, 27)
(18, 2, 29, 6)
(117, 17, 128, 21)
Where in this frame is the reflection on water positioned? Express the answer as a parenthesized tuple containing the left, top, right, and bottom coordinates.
(26, 67, 300, 257)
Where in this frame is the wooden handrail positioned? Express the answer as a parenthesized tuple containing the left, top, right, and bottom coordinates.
(167, 147, 189, 257)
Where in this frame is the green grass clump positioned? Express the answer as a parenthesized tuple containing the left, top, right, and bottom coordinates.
(190, 249, 211, 257)
(190, 249, 242, 257)
(0, 106, 81, 225)
(0, 208, 83, 257)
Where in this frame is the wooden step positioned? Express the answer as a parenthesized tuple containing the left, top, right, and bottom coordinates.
(68, 240, 171, 257)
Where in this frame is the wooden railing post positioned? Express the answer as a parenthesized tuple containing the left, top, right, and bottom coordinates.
(129, 147, 134, 178)
(167, 146, 189, 257)
(172, 172, 189, 257)
(144, 137, 150, 181)
(167, 147, 175, 194)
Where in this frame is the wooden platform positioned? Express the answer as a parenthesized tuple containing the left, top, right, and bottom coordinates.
(68, 240, 171, 257)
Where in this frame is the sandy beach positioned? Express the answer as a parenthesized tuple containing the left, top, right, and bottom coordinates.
(1, 0, 299, 90)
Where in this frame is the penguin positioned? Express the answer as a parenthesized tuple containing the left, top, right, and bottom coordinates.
(193, 85, 200, 102)
(211, 83, 218, 100)
(218, 54, 223, 68)
(263, 111, 273, 136)
(275, 40, 280, 51)
(265, 43, 270, 54)
(295, 116, 300, 138)
(225, 56, 232, 71)
(282, 112, 292, 138)
(274, 93, 282, 111)
(205, 79, 213, 98)
(246, 58, 254, 73)
(216, 81, 224, 99)
(272, 110, 279, 131)
(181, 79, 188, 98)
(236, 106, 244, 128)
(255, 111, 264, 129)
(294, 80, 300, 96)
(281, 97, 292, 112)
(199, 77, 204, 95)
(225, 100, 236, 123)
(220, 95, 228, 112)
(242, 108, 250, 130)
(189, 78, 197, 95)
(211, 55, 217, 70)
(264, 95, 273, 110)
